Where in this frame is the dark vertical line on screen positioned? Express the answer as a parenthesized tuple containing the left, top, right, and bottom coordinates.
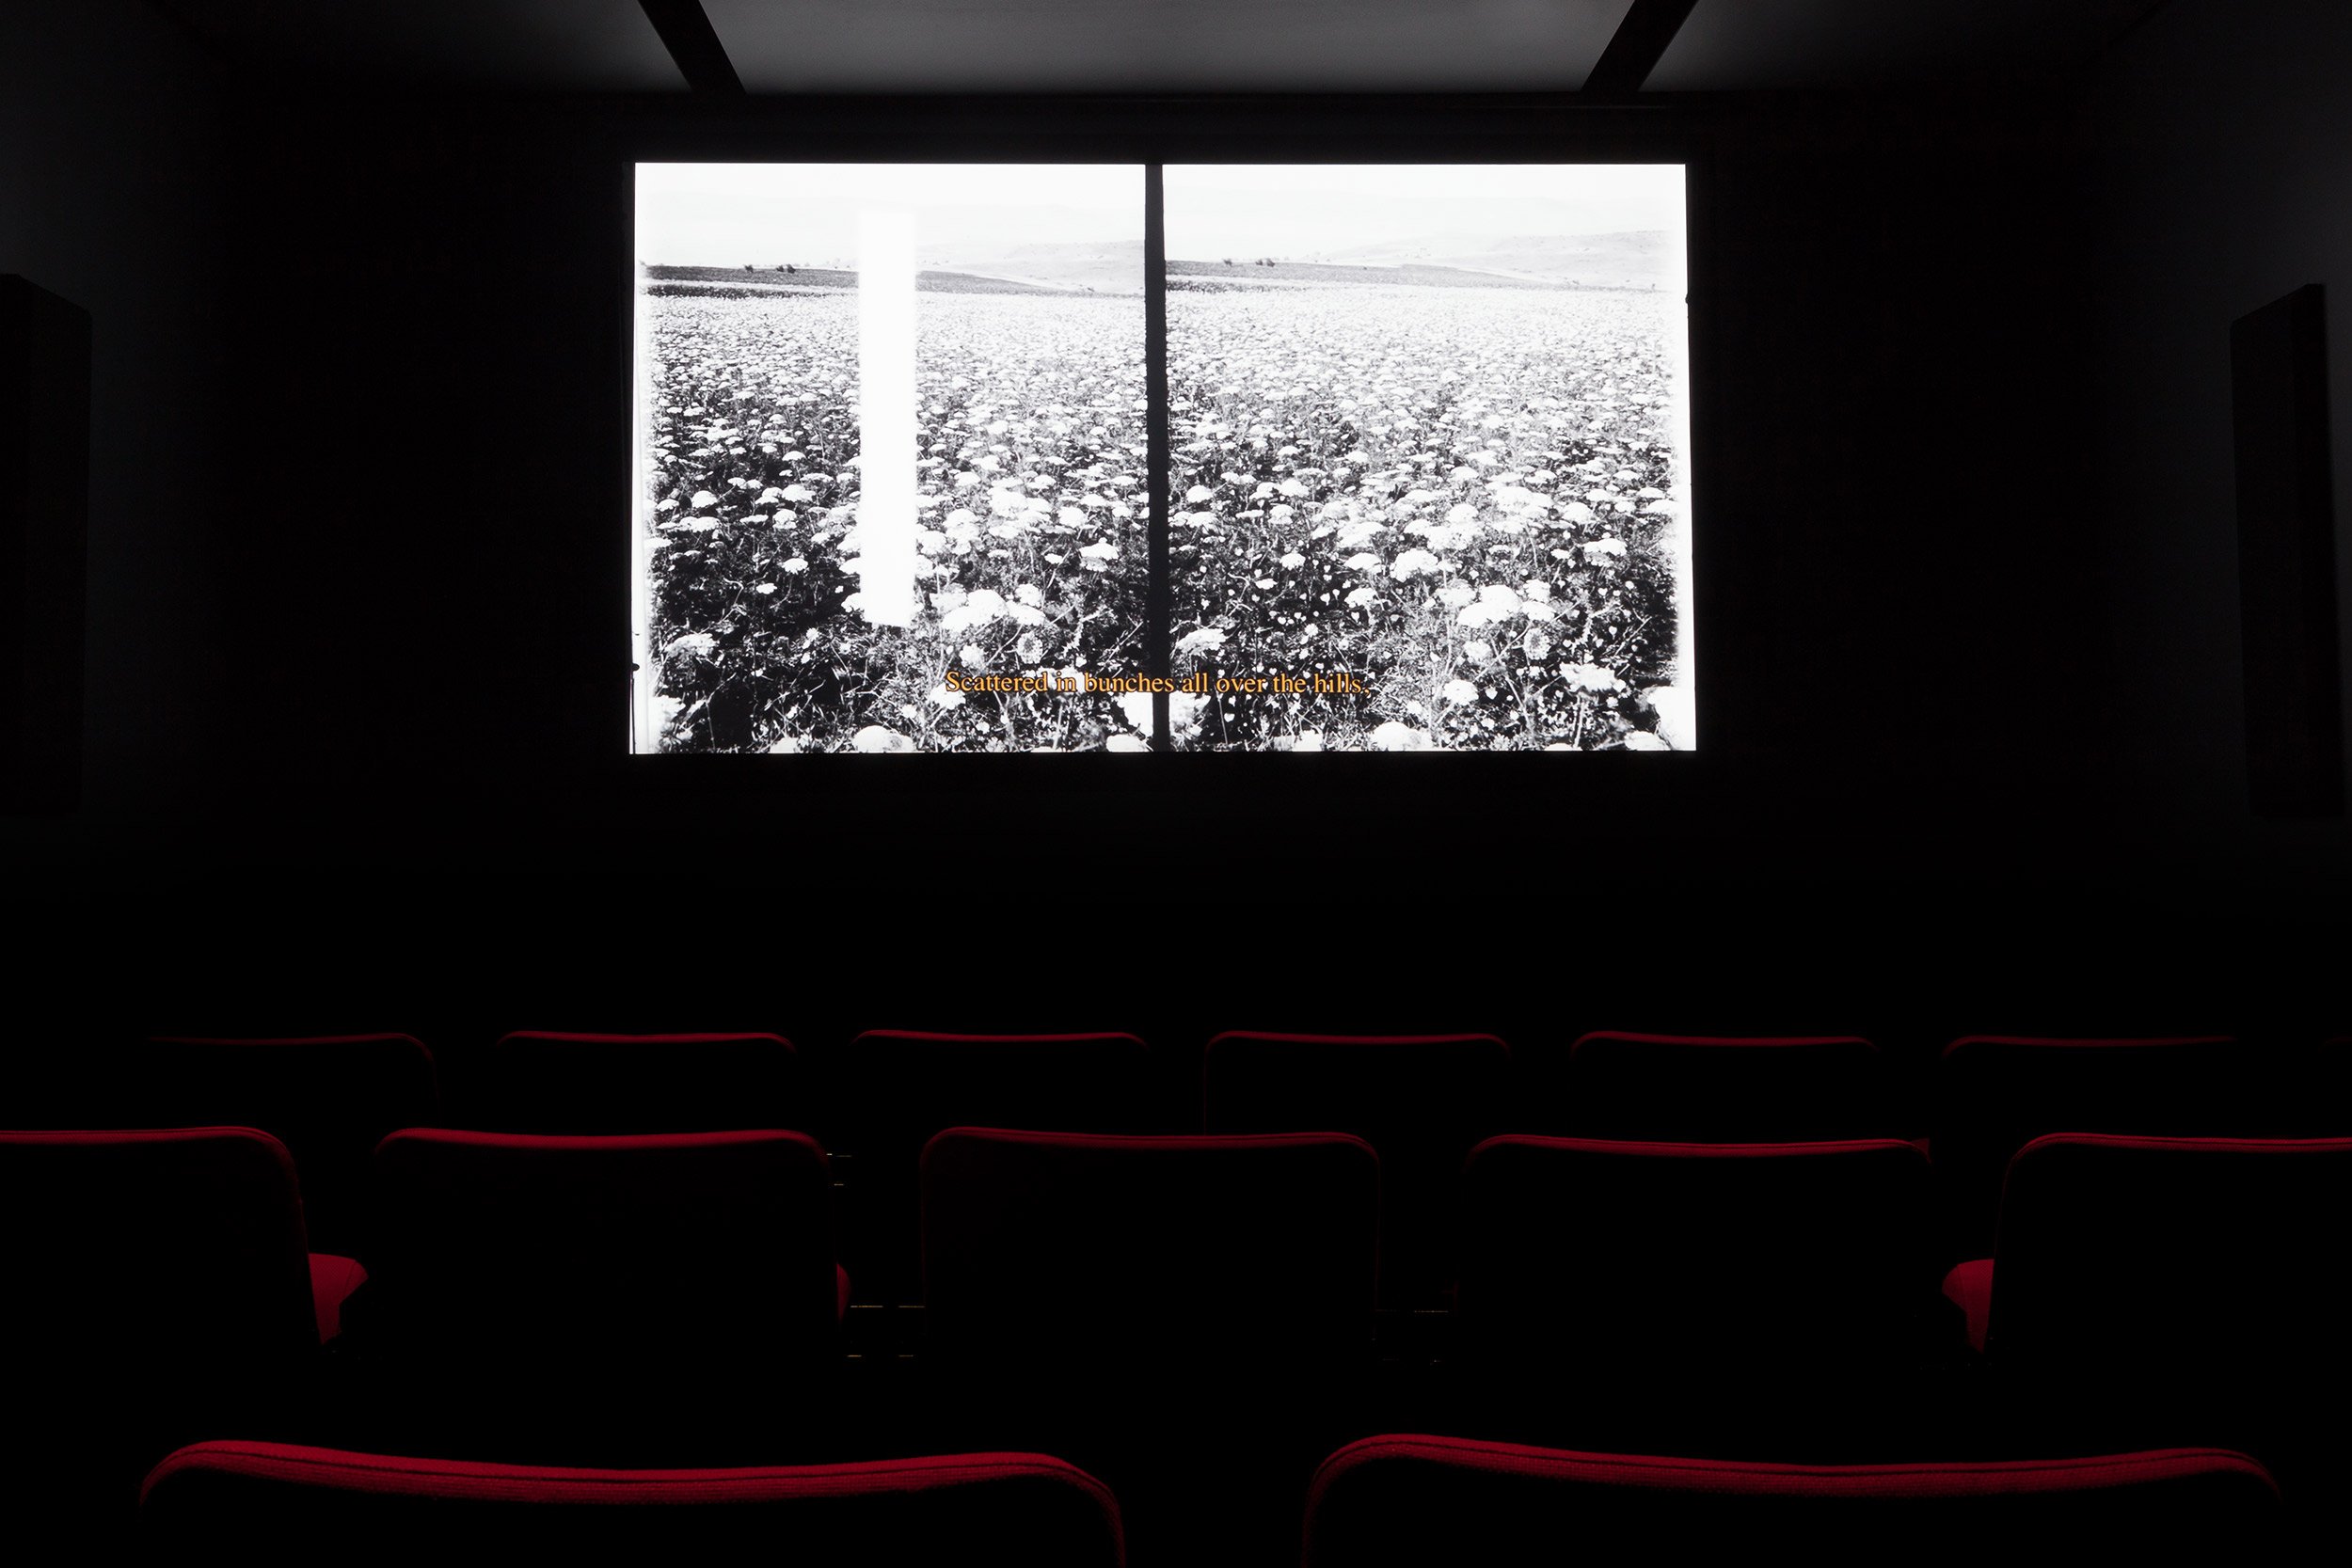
(1145, 163, 1172, 751)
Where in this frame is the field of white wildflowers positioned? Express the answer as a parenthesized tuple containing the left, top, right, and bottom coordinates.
(1166, 276, 1686, 752)
(641, 271, 1686, 753)
(643, 279, 1150, 753)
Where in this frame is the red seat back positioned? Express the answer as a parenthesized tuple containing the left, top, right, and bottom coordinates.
(0, 1127, 319, 1368)
(464, 1032, 803, 1133)
(142, 1444, 1124, 1563)
(0, 1130, 319, 1532)
(1304, 1435, 2278, 1566)
(1455, 1136, 1942, 1386)
(1987, 1134, 2352, 1419)
(1532, 1032, 1893, 1142)
(921, 1128, 1379, 1373)
(365, 1129, 839, 1382)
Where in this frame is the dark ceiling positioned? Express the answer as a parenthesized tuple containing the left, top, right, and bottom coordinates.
(147, 0, 2173, 94)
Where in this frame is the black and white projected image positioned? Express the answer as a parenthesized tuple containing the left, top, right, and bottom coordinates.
(631, 164, 1148, 753)
(1164, 165, 1695, 751)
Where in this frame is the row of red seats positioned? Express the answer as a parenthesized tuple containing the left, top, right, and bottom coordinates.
(18, 1029, 2349, 1313)
(12, 1031, 2349, 1554)
(9, 1124, 2347, 1439)
(135, 1435, 2281, 1560)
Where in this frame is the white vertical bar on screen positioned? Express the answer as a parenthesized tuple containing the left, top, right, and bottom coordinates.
(855, 208, 918, 626)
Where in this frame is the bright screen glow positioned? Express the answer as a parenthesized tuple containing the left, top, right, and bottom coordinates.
(631, 163, 1692, 752)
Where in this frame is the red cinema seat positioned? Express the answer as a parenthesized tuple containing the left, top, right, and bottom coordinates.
(0, 1129, 356, 1537)
(841, 1031, 1152, 1303)
(141, 1443, 1124, 1563)
(1525, 1032, 1895, 1142)
(464, 1031, 804, 1133)
(1933, 1036, 2256, 1256)
(1947, 1134, 2352, 1481)
(1202, 1032, 1507, 1307)
(1454, 1136, 1945, 1449)
(129, 1034, 438, 1257)
(921, 1129, 1378, 1565)
(355, 1129, 842, 1456)
(1303, 1436, 2279, 1567)
(921, 1128, 1378, 1373)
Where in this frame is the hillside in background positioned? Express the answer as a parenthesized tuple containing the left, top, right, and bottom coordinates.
(1318, 230, 1677, 288)
(919, 239, 1146, 293)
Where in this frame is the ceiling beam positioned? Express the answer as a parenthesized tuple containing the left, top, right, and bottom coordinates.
(1581, 0, 1700, 96)
(638, 0, 745, 98)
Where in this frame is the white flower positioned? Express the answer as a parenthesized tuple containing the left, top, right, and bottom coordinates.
(1370, 721, 1432, 752)
(663, 632, 716, 656)
(1184, 483, 1216, 503)
(1279, 551, 1305, 570)
(1174, 626, 1227, 657)
(1583, 537, 1628, 562)
(959, 643, 988, 669)
(1456, 583, 1524, 628)
(1078, 541, 1119, 562)
(1563, 662, 1622, 693)
(1343, 586, 1379, 608)
(850, 725, 914, 753)
(1463, 641, 1493, 662)
(1442, 678, 1480, 705)
(1344, 552, 1383, 571)
(939, 589, 1009, 632)
(782, 557, 808, 574)
(928, 684, 966, 709)
(691, 490, 719, 509)
(754, 583, 777, 595)
(1391, 549, 1441, 580)
(1521, 579, 1552, 602)
(781, 484, 813, 503)
(1561, 501, 1595, 525)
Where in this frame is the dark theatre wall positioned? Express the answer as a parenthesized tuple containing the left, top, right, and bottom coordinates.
(0, 0, 2344, 1077)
